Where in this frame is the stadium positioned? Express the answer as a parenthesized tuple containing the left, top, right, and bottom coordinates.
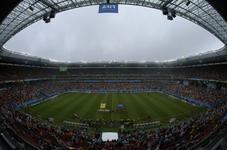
(0, 0, 227, 150)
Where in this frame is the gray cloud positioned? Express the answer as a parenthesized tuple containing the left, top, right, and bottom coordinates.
(4, 5, 224, 62)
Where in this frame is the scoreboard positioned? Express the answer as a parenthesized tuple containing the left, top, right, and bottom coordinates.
(59, 66, 67, 72)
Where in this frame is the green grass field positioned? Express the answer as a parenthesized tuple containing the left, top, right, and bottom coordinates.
(24, 92, 206, 125)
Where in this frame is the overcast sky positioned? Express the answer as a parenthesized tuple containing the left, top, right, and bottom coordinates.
(4, 5, 224, 62)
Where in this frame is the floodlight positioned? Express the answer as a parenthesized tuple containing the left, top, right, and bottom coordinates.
(167, 15, 173, 20)
(171, 10, 176, 18)
(49, 10, 56, 18)
(29, 6, 34, 11)
(186, 0, 191, 6)
(162, 7, 168, 15)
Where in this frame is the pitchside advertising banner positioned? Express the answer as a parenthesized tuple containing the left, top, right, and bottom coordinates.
(99, 3, 118, 13)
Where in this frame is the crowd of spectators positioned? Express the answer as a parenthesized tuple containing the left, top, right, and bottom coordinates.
(0, 80, 226, 107)
(1, 95, 226, 149)
(160, 84, 227, 106)
(0, 79, 227, 149)
(1, 63, 227, 82)
(0, 81, 151, 105)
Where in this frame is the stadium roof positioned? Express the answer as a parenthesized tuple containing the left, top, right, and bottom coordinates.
(0, 0, 227, 66)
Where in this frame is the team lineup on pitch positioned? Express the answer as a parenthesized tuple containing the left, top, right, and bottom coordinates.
(24, 92, 205, 129)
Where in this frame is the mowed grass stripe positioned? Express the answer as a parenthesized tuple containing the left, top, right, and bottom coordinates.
(152, 93, 200, 115)
(78, 93, 101, 119)
(145, 93, 190, 122)
(46, 93, 84, 113)
(148, 93, 203, 120)
(30, 93, 83, 118)
(121, 94, 131, 120)
(37, 93, 85, 120)
(111, 93, 121, 120)
(25, 92, 206, 124)
(152, 93, 190, 113)
(123, 93, 149, 120)
(141, 93, 188, 122)
(105, 93, 113, 120)
(142, 93, 180, 116)
(132, 93, 168, 120)
(117, 93, 130, 120)
(119, 93, 139, 119)
(53, 93, 92, 121)
(31, 94, 74, 112)
(42, 93, 86, 121)
(132, 94, 164, 119)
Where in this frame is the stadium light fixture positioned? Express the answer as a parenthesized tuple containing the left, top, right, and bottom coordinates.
(45, 18, 50, 23)
(171, 10, 176, 18)
(43, 10, 56, 23)
(29, 6, 34, 11)
(43, 14, 47, 21)
(167, 15, 173, 20)
(43, 13, 50, 23)
(49, 10, 56, 18)
(186, 0, 191, 6)
(162, 6, 168, 15)
(162, 7, 175, 21)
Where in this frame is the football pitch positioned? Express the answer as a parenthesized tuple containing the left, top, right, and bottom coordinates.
(24, 92, 205, 124)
